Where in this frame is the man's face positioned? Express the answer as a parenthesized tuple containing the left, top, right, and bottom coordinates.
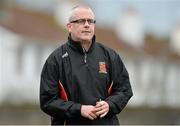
(66, 8, 95, 42)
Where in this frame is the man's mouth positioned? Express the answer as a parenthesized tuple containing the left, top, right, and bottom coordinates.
(82, 31, 91, 33)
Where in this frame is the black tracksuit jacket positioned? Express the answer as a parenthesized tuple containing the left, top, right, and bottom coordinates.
(40, 35, 133, 125)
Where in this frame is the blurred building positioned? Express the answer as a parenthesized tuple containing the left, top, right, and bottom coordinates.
(116, 7, 144, 48)
(54, 0, 80, 28)
(0, 1, 180, 109)
(170, 22, 180, 55)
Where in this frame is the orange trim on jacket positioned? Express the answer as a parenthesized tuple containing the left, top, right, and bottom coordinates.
(58, 80, 68, 101)
(108, 81, 113, 96)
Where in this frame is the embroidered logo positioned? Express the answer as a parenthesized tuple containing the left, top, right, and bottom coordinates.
(99, 62, 107, 74)
(62, 52, 68, 58)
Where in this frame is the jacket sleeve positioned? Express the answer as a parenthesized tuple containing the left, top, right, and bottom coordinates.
(40, 54, 81, 119)
(105, 52, 133, 114)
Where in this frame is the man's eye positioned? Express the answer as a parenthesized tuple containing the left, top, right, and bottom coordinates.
(78, 19, 85, 23)
(88, 19, 93, 23)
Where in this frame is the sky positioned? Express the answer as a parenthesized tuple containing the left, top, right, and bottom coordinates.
(13, 0, 180, 37)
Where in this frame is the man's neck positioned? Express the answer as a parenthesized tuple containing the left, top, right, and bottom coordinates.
(81, 41, 92, 51)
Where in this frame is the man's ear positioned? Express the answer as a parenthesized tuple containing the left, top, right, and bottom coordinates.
(66, 23, 72, 32)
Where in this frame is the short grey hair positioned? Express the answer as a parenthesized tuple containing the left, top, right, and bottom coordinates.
(68, 5, 95, 22)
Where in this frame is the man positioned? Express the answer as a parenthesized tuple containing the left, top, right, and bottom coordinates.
(40, 5, 133, 125)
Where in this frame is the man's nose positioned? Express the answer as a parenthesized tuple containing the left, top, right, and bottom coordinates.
(84, 20, 90, 27)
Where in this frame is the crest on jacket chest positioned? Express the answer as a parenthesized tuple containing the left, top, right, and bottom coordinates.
(99, 62, 107, 74)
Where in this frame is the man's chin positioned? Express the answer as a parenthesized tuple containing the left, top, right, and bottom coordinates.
(81, 37, 92, 42)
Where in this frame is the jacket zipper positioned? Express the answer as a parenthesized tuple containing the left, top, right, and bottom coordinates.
(82, 47, 87, 63)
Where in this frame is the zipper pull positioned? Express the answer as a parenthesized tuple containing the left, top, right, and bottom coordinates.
(84, 55, 87, 63)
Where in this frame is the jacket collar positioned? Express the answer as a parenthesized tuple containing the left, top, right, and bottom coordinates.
(67, 34, 96, 54)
